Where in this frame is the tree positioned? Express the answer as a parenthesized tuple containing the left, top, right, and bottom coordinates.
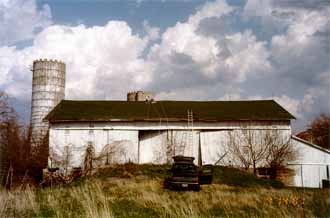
(227, 128, 271, 174)
(264, 130, 297, 179)
(0, 91, 31, 187)
(227, 126, 297, 176)
(297, 114, 330, 150)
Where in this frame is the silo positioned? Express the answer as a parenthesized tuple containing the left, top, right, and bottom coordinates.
(30, 59, 66, 150)
(127, 91, 137, 101)
(127, 91, 154, 102)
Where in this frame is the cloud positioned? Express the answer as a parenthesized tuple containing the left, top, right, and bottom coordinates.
(273, 95, 301, 118)
(241, 0, 330, 129)
(0, 21, 153, 100)
(0, 0, 329, 131)
(270, 9, 330, 83)
(147, 0, 271, 95)
(0, 0, 52, 46)
(143, 21, 160, 41)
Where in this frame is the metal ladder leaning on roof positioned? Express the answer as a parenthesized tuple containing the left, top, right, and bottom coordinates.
(176, 109, 194, 156)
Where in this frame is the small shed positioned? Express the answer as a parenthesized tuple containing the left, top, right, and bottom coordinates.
(288, 136, 330, 188)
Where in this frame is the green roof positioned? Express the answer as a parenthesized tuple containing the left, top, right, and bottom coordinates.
(45, 100, 295, 123)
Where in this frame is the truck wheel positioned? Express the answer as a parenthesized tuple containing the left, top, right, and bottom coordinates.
(163, 180, 170, 189)
(193, 184, 200, 191)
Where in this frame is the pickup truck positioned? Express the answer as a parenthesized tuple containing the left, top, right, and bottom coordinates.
(163, 156, 213, 191)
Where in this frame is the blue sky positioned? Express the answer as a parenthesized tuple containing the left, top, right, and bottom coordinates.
(0, 0, 329, 132)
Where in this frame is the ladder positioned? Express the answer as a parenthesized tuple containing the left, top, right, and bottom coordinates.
(187, 109, 194, 156)
(176, 110, 194, 156)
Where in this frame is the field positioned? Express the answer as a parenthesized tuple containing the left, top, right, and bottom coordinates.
(0, 164, 329, 218)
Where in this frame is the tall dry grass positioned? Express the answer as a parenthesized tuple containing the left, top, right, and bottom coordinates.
(0, 187, 38, 217)
(0, 176, 329, 218)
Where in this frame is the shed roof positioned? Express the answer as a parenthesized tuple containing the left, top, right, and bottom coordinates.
(291, 136, 330, 155)
(45, 100, 295, 123)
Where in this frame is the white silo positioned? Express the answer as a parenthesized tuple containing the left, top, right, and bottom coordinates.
(30, 59, 66, 150)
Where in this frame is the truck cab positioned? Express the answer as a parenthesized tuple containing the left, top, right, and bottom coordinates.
(164, 156, 203, 191)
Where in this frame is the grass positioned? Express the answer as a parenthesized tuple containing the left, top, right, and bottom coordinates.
(0, 164, 329, 218)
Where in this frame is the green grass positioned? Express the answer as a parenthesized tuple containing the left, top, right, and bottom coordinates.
(0, 164, 329, 218)
(94, 164, 283, 188)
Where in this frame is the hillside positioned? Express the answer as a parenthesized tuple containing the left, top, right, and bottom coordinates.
(1, 164, 329, 218)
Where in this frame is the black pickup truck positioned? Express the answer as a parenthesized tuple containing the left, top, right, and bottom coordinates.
(164, 156, 213, 191)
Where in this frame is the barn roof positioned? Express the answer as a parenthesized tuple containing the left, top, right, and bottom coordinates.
(45, 100, 295, 123)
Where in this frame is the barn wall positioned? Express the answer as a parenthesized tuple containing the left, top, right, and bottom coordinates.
(49, 121, 291, 170)
(139, 130, 200, 164)
(288, 137, 330, 188)
(139, 131, 166, 164)
(49, 127, 138, 170)
(200, 129, 292, 166)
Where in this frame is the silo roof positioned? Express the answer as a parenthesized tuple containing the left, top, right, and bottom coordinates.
(45, 100, 295, 123)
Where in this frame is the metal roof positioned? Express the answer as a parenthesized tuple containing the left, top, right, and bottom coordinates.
(45, 99, 295, 123)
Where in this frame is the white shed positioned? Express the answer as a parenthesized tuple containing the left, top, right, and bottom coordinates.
(288, 136, 330, 188)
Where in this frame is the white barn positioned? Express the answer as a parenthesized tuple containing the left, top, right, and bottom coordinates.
(44, 97, 330, 188)
(45, 99, 292, 165)
(28, 59, 329, 188)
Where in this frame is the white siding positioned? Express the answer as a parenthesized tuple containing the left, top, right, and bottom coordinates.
(49, 121, 291, 170)
(200, 129, 291, 166)
(49, 127, 138, 169)
(289, 137, 330, 188)
(139, 131, 167, 164)
(200, 131, 229, 165)
(139, 130, 200, 164)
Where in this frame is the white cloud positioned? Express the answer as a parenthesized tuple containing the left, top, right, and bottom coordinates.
(1, 0, 328, 132)
(148, 0, 234, 77)
(273, 95, 301, 118)
(219, 92, 242, 101)
(148, 0, 271, 91)
(0, 21, 153, 100)
(271, 9, 330, 79)
(219, 93, 302, 118)
(244, 0, 273, 17)
(221, 30, 271, 82)
(244, 0, 330, 84)
(143, 21, 160, 41)
(242, 0, 329, 126)
(272, 92, 320, 119)
(218, 92, 315, 119)
(188, 0, 233, 26)
(155, 88, 209, 101)
(0, 0, 52, 45)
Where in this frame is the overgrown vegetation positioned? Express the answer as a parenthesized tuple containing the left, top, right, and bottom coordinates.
(0, 91, 34, 188)
(0, 164, 329, 218)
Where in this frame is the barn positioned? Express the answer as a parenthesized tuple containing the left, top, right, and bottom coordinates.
(30, 59, 330, 188)
(44, 96, 294, 168)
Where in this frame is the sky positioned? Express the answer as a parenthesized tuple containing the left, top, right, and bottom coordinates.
(0, 0, 329, 133)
